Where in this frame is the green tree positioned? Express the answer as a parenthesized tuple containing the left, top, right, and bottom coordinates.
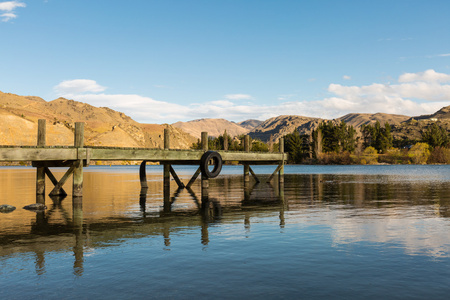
(421, 123, 449, 148)
(314, 121, 357, 154)
(284, 130, 305, 163)
(361, 121, 393, 153)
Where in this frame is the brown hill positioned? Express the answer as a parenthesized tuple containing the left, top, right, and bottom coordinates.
(238, 119, 263, 130)
(409, 105, 450, 121)
(172, 118, 249, 139)
(338, 113, 410, 128)
(249, 115, 321, 143)
(0, 91, 196, 149)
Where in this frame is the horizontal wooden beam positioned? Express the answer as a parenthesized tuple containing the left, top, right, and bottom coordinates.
(0, 146, 288, 164)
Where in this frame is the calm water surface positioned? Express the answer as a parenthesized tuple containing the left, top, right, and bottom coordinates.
(1, 165, 450, 299)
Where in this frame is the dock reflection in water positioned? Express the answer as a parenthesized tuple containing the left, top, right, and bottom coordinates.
(1, 165, 450, 299)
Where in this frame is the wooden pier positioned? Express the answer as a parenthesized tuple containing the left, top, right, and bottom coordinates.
(0, 120, 287, 203)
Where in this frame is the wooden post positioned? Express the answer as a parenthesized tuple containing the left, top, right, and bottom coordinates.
(36, 119, 46, 195)
(163, 128, 171, 211)
(73, 122, 84, 197)
(201, 132, 209, 203)
(244, 135, 250, 201)
(279, 137, 285, 201)
(139, 161, 148, 189)
(164, 128, 170, 150)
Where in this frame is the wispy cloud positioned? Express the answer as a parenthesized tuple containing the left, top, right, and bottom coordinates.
(343, 75, 351, 80)
(54, 70, 450, 123)
(224, 94, 253, 100)
(0, 1, 26, 22)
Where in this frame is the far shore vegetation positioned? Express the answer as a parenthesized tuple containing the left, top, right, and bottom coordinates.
(192, 121, 450, 165)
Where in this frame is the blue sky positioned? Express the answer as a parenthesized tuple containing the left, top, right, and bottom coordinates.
(1, 0, 450, 123)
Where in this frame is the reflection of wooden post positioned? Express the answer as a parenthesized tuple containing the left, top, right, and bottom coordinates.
(163, 128, 171, 212)
(73, 122, 84, 197)
(72, 196, 84, 276)
(201, 221, 209, 245)
(36, 119, 46, 195)
(244, 135, 250, 201)
(201, 132, 209, 203)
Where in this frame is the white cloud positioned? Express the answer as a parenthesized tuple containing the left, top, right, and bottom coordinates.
(398, 69, 450, 83)
(0, 1, 25, 22)
(0, 1, 25, 11)
(343, 75, 351, 80)
(54, 70, 450, 123)
(224, 94, 253, 100)
(54, 79, 107, 95)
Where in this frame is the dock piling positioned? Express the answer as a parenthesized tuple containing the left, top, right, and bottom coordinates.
(201, 132, 209, 203)
(73, 122, 84, 197)
(36, 119, 46, 195)
(163, 128, 171, 209)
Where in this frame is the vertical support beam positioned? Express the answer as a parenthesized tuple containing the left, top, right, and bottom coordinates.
(73, 122, 84, 197)
(36, 119, 46, 195)
(139, 160, 148, 210)
(164, 128, 170, 150)
(139, 160, 148, 189)
(163, 128, 171, 211)
(244, 135, 250, 201)
(201, 132, 209, 204)
(279, 137, 285, 201)
(201, 132, 208, 151)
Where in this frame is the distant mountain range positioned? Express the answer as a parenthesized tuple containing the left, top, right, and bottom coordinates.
(1, 91, 449, 148)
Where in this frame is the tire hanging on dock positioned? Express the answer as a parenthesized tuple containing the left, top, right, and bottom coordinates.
(200, 151, 223, 179)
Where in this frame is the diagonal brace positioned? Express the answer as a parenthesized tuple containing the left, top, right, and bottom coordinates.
(44, 167, 68, 196)
(266, 164, 283, 183)
(186, 167, 202, 189)
(49, 164, 76, 196)
(169, 166, 185, 189)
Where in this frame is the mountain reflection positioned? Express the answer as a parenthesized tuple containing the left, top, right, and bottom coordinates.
(1, 166, 450, 276)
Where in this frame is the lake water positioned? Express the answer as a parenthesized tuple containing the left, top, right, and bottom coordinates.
(1, 165, 450, 299)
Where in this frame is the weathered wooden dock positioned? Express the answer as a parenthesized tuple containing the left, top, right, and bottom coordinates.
(0, 120, 287, 202)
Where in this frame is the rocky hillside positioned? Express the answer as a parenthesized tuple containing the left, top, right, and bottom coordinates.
(410, 105, 450, 121)
(338, 113, 409, 128)
(392, 107, 450, 144)
(249, 115, 321, 143)
(172, 118, 252, 139)
(0, 91, 196, 148)
(248, 108, 450, 143)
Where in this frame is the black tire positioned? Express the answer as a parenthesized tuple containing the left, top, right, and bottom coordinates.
(200, 151, 223, 179)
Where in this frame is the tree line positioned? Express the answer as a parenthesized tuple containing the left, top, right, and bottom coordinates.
(191, 121, 450, 164)
(284, 120, 450, 164)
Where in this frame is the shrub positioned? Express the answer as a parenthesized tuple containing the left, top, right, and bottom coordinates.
(427, 147, 450, 164)
(408, 142, 430, 164)
(361, 146, 378, 164)
(317, 151, 353, 164)
(379, 148, 410, 164)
